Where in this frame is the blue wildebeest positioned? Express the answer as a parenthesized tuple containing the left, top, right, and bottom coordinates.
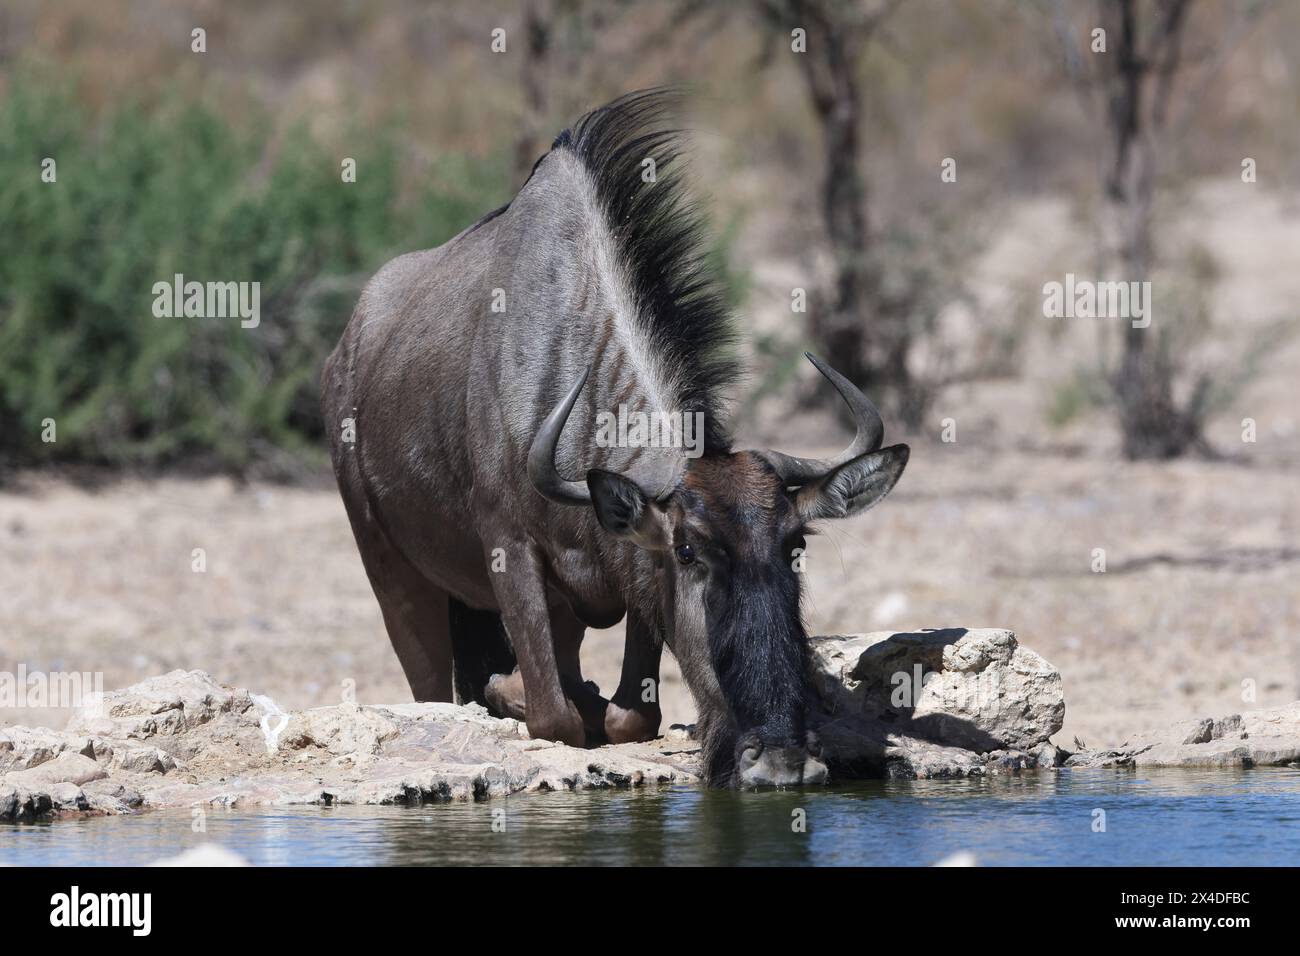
(321, 91, 908, 787)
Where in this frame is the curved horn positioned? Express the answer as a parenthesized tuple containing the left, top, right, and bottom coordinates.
(759, 352, 885, 485)
(528, 365, 593, 506)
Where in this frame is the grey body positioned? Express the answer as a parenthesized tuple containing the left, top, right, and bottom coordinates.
(323, 147, 677, 745)
(322, 93, 910, 784)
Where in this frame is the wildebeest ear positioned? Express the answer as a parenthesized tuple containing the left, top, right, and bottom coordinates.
(795, 444, 909, 522)
(587, 470, 670, 549)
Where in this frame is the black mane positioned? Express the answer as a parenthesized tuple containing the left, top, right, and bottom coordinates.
(553, 89, 740, 453)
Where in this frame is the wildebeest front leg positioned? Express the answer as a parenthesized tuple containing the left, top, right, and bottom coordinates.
(487, 542, 585, 747)
(604, 609, 663, 743)
(487, 605, 611, 741)
(551, 605, 613, 740)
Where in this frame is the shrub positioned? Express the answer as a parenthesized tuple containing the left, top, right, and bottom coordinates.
(0, 73, 511, 474)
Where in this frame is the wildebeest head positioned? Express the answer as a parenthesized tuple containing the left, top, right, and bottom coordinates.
(529, 353, 909, 787)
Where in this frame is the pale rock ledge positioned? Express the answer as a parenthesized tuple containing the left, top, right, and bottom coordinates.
(2, 628, 1297, 820)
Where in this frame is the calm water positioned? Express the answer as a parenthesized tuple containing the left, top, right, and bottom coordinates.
(4, 768, 1299, 866)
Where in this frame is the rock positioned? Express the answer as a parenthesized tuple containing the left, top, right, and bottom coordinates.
(65, 669, 254, 739)
(4, 752, 107, 788)
(0, 785, 52, 822)
(808, 707, 986, 778)
(985, 749, 1033, 771)
(1031, 742, 1064, 768)
(1, 669, 696, 821)
(113, 746, 176, 774)
(0, 726, 96, 774)
(665, 724, 696, 741)
(83, 781, 146, 813)
(1091, 703, 1300, 769)
(1182, 718, 1215, 745)
(49, 782, 88, 811)
(810, 628, 1066, 774)
(886, 735, 988, 778)
(280, 702, 404, 756)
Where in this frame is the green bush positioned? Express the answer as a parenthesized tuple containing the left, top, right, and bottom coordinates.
(0, 74, 511, 473)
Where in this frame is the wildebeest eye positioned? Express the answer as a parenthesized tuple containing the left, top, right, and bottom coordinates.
(674, 543, 696, 566)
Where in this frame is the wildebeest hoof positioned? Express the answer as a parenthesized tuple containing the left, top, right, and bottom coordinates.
(526, 705, 586, 749)
(603, 701, 661, 744)
(485, 670, 527, 721)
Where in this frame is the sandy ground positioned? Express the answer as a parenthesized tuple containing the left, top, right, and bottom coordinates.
(2, 184, 1298, 747)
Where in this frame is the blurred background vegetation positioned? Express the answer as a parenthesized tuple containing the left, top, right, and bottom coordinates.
(0, 0, 1297, 475)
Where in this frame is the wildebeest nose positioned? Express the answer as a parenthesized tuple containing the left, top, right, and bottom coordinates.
(737, 741, 829, 788)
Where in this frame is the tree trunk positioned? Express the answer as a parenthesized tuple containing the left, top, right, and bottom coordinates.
(778, 0, 917, 409)
(1100, 0, 1201, 458)
(513, 0, 553, 187)
(805, 27, 872, 388)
